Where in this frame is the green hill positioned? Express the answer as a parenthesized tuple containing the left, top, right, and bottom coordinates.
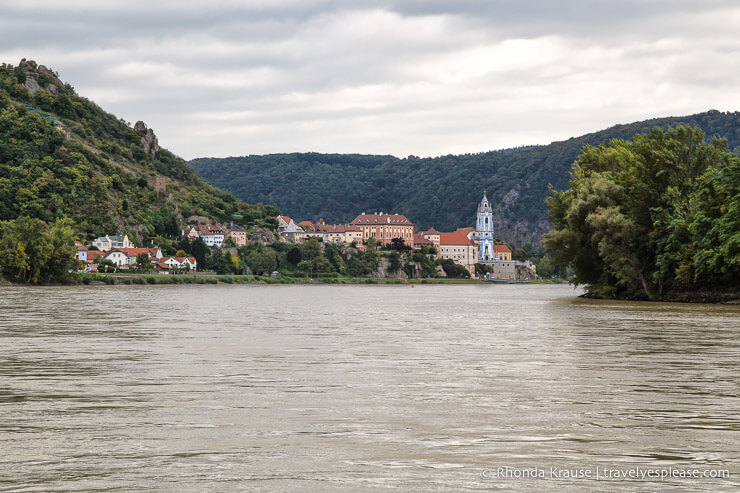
(190, 111, 740, 246)
(0, 59, 279, 243)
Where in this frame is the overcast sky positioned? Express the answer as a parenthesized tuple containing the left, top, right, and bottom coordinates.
(2, 1, 739, 159)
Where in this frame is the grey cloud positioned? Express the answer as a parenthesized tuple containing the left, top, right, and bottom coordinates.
(1, 0, 739, 159)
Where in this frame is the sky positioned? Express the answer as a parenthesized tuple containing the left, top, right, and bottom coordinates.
(2, 1, 739, 160)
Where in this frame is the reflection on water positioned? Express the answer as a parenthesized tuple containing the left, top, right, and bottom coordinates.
(1, 284, 738, 491)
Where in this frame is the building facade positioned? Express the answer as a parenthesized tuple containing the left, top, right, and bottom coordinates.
(439, 228, 478, 274)
(350, 212, 414, 247)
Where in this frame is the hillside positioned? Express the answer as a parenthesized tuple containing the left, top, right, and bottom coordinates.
(190, 111, 740, 246)
(0, 59, 278, 243)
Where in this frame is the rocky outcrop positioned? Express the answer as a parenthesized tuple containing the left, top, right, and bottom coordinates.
(516, 262, 538, 280)
(133, 121, 160, 157)
(18, 59, 61, 94)
(247, 229, 276, 245)
(374, 257, 408, 279)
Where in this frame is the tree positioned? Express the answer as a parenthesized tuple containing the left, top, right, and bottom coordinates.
(247, 249, 277, 275)
(135, 252, 150, 272)
(545, 125, 739, 299)
(190, 238, 207, 269)
(287, 246, 302, 265)
(98, 258, 115, 273)
(0, 216, 75, 283)
(300, 237, 321, 260)
(390, 237, 410, 252)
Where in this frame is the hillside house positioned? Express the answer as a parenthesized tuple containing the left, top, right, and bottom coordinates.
(92, 234, 134, 251)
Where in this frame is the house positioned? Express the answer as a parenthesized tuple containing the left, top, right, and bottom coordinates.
(413, 233, 434, 249)
(100, 249, 128, 267)
(350, 212, 414, 247)
(277, 216, 294, 229)
(189, 225, 225, 247)
(154, 256, 198, 273)
(439, 228, 478, 274)
(421, 228, 441, 254)
(92, 234, 133, 251)
(182, 226, 201, 240)
(326, 224, 363, 244)
(74, 241, 88, 262)
(277, 216, 306, 243)
(87, 250, 106, 262)
(117, 247, 163, 266)
(227, 228, 247, 247)
(493, 244, 512, 261)
(304, 219, 331, 242)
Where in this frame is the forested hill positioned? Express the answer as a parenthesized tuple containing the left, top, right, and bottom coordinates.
(0, 59, 278, 241)
(190, 110, 740, 246)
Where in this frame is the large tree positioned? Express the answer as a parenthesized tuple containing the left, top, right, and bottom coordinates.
(545, 125, 739, 299)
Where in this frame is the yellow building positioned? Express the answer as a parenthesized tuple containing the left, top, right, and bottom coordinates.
(350, 213, 414, 247)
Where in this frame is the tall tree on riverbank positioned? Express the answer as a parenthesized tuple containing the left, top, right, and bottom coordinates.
(0, 216, 76, 283)
(544, 125, 739, 300)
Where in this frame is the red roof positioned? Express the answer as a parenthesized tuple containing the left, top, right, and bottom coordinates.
(439, 231, 474, 246)
(413, 234, 433, 246)
(456, 227, 475, 235)
(74, 241, 87, 250)
(423, 228, 440, 235)
(329, 224, 360, 233)
(118, 247, 161, 258)
(297, 220, 313, 227)
(195, 225, 222, 235)
(351, 213, 413, 226)
(87, 250, 105, 261)
(279, 215, 292, 224)
(493, 244, 511, 253)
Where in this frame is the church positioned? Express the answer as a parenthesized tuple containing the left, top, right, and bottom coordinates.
(473, 191, 520, 279)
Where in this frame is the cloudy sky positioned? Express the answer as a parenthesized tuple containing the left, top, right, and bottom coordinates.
(2, 1, 739, 159)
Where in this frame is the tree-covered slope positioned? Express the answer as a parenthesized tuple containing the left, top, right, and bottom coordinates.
(190, 111, 740, 246)
(0, 59, 278, 242)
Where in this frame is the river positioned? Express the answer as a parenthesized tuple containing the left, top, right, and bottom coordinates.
(1, 284, 738, 491)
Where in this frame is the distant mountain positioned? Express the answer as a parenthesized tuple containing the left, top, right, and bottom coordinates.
(0, 59, 278, 242)
(190, 110, 740, 246)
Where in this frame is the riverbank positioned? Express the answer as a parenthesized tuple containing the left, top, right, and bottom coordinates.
(0, 272, 568, 287)
(580, 286, 740, 304)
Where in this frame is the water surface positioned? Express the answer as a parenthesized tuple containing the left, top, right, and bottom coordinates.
(1, 284, 738, 491)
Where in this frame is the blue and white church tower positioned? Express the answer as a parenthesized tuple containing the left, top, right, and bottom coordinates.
(476, 191, 495, 263)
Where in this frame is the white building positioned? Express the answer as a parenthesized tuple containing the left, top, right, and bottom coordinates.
(475, 192, 496, 263)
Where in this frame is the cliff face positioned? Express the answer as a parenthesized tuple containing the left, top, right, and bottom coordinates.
(17, 58, 62, 94)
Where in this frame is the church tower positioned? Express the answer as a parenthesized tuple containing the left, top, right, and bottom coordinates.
(476, 191, 495, 263)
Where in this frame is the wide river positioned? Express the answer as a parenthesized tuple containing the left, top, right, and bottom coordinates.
(1, 284, 738, 492)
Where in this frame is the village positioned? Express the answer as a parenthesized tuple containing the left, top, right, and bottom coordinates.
(73, 193, 536, 280)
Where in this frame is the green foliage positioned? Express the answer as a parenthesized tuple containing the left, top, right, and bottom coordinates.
(545, 125, 739, 299)
(0, 216, 76, 283)
(135, 252, 150, 272)
(190, 111, 740, 246)
(437, 258, 471, 279)
(0, 61, 278, 243)
(347, 248, 379, 276)
(246, 248, 277, 275)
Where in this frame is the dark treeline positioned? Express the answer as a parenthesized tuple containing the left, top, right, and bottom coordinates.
(190, 111, 740, 247)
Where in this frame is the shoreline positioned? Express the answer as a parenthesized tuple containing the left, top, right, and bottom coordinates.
(579, 288, 740, 305)
(2, 273, 567, 287)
